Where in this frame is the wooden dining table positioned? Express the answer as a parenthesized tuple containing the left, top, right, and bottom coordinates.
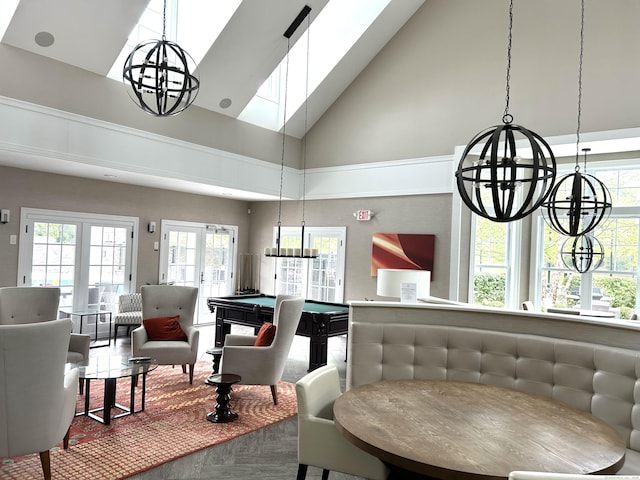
(333, 380, 626, 480)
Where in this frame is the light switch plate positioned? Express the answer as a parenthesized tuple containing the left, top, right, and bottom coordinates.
(10, 235, 17, 245)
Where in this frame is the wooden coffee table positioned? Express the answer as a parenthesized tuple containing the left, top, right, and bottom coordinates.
(333, 380, 626, 480)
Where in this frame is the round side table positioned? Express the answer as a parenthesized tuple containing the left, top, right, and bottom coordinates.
(205, 373, 241, 423)
(205, 347, 223, 377)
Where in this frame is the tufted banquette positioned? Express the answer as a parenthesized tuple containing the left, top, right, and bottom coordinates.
(347, 301, 640, 475)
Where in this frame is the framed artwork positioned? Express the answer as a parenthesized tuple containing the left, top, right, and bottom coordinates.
(371, 233, 435, 277)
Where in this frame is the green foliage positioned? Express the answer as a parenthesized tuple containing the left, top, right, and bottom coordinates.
(474, 273, 506, 307)
(594, 277, 637, 318)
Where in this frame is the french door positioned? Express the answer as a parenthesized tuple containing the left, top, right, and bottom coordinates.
(159, 221, 237, 324)
(18, 208, 138, 334)
(274, 226, 346, 302)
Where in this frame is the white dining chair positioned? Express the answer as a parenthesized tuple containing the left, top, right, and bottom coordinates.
(296, 364, 389, 480)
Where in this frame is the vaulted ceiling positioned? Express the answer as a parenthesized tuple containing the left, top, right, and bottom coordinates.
(0, 0, 426, 199)
(1, 0, 424, 138)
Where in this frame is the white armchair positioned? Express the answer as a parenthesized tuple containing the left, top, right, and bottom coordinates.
(0, 286, 91, 365)
(509, 473, 637, 479)
(0, 318, 79, 480)
(296, 364, 389, 480)
(220, 296, 304, 404)
(132, 285, 199, 384)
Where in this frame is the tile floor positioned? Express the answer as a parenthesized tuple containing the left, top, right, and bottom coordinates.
(92, 324, 362, 480)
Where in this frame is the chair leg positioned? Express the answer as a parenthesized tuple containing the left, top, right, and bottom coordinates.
(182, 364, 187, 374)
(78, 378, 84, 395)
(188, 363, 194, 384)
(296, 464, 308, 480)
(63, 426, 71, 449)
(270, 384, 278, 405)
(322, 469, 330, 480)
(39, 450, 52, 480)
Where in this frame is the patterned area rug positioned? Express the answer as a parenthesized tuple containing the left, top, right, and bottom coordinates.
(0, 361, 297, 479)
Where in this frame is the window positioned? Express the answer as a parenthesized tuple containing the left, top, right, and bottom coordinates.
(159, 221, 237, 324)
(18, 209, 138, 334)
(273, 226, 346, 302)
(470, 216, 520, 308)
(532, 165, 640, 318)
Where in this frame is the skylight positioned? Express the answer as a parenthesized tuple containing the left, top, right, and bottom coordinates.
(238, 0, 392, 132)
(107, 0, 241, 81)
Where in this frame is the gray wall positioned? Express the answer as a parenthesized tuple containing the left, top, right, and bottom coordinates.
(0, 165, 451, 302)
(248, 194, 451, 302)
(0, 165, 251, 289)
(305, 0, 640, 167)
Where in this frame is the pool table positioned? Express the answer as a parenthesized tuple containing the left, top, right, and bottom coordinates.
(207, 294, 349, 371)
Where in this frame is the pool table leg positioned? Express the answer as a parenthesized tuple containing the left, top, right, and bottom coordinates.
(308, 334, 328, 371)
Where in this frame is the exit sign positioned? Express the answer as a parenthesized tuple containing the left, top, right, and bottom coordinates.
(355, 210, 373, 221)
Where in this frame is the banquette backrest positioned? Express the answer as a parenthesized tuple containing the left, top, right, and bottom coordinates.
(347, 301, 640, 459)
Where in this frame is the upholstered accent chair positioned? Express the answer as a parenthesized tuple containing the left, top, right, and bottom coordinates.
(509, 473, 637, 479)
(296, 364, 388, 480)
(0, 318, 79, 480)
(220, 296, 305, 405)
(0, 286, 90, 365)
(113, 292, 143, 343)
(132, 285, 199, 384)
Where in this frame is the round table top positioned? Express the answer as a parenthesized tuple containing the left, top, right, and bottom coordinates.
(70, 355, 158, 380)
(207, 373, 242, 386)
(333, 380, 626, 480)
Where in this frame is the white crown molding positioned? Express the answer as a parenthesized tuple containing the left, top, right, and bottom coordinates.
(0, 95, 455, 201)
(303, 155, 454, 200)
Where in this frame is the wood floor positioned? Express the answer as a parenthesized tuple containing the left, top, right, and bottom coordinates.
(94, 324, 363, 480)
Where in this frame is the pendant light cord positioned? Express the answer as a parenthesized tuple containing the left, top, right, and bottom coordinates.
(502, 0, 513, 124)
(575, 0, 585, 170)
(301, 14, 311, 228)
(277, 37, 291, 229)
(162, 0, 167, 40)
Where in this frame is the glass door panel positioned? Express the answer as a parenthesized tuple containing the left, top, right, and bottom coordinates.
(166, 230, 199, 287)
(161, 222, 237, 325)
(309, 234, 339, 302)
(31, 221, 77, 312)
(88, 225, 128, 316)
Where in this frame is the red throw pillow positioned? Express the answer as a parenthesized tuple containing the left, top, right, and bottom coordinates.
(254, 322, 276, 346)
(143, 315, 188, 341)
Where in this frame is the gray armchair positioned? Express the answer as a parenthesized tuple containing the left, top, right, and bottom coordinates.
(296, 364, 388, 480)
(0, 286, 90, 365)
(0, 318, 79, 480)
(220, 296, 304, 404)
(132, 285, 199, 384)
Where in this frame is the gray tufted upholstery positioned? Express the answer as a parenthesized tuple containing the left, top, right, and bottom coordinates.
(347, 302, 640, 475)
(113, 293, 143, 343)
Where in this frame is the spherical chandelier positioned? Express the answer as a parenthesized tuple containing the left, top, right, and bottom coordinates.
(542, 149, 612, 237)
(454, 0, 556, 223)
(455, 119, 556, 222)
(122, 0, 199, 117)
(541, 1, 611, 237)
(560, 234, 604, 273)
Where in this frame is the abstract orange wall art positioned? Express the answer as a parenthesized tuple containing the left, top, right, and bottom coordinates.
(371, 233, 435, 277)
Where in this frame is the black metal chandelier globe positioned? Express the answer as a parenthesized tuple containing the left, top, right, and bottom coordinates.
(455, 119, 557, 222)
(560, 234, 604, 273)
(123, 38, 200, 117)
(542, 167, 612, 237)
